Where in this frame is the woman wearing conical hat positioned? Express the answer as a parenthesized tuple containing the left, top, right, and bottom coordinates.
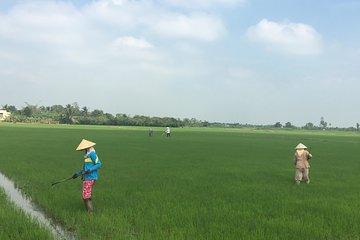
(294, 143, 312, 185)
(72, 139, 102, 212)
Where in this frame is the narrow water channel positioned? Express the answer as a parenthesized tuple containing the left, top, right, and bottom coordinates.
(0, 172, 77, 240)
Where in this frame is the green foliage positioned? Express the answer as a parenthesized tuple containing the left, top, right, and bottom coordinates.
(60, 104, 78, 124)
(22, 106, 33, 117)
(320, 117, 327, 129)
(1, 104, 18, 113)
(274, 122, 282, 128)
(2, 103, 187, 127)
(0, 189, 53, 240)
(304, 122, 315, 129)
(91, 109, 104, 117)
(50, 105, 65, 114)
(1, 125, 360, 239)
(1, 103, 359, 130)
(284, 122, 294, 128)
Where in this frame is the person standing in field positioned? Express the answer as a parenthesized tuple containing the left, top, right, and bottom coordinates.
(148, 128, 153, 137)
(72, 139, 102, 213)
(166, 127, 171, 137)
(293, 143, 312, 185)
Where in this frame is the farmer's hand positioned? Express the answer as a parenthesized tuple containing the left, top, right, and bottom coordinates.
(83, 170, 91, 175)
(72, 172, 80, 179)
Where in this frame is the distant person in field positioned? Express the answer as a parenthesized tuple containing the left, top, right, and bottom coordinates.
(166, 127, 171, 137)
(148, 128, 153, 137)
(293, 143, 312, 185)
(72, 139, 102, 213)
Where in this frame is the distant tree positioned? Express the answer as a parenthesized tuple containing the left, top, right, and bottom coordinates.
(72, 102, 81, 116)
(320, 117, 327, 128)
(39, 106, 47, 113)
(202, 121, 210, 127)
(81, 106, 89, 116)
(50, 105, 65, 114)
(188, 118, 201, 127)
(116, 113, 127, 118)
(22, 106, 33, 117)
(104, 113, 114, 122)
(1, 104, 8, 110)
(274, 122, 282, 128)
(357, 123, 360, 131)
(114, 113, 129, 125)
(304, 122, 315, 129)
(91, 109, 104, 117)
(183, 118, 191, 126)
(285, 122, 293, 128)
(60, 104, 76, 124)
(2, 104, 17, 113)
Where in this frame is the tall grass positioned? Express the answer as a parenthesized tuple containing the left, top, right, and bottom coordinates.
(0, 123, 360, 239)
(0, 189, 54, 240)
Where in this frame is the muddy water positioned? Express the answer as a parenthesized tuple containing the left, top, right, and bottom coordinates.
(0, 172, 77, 240)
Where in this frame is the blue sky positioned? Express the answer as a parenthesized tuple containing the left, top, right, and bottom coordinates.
(0, 0, 359, 127)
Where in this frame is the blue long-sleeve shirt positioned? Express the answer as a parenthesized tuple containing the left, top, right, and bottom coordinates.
(77, 151, 102, 180)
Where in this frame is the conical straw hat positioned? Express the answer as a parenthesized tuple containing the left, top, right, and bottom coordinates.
(295, 143, 307, 149)
(76, 139, 96, 151)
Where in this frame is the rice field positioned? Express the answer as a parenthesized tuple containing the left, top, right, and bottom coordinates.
(0, 123, 360, 239)
(0, 188, 53, 239)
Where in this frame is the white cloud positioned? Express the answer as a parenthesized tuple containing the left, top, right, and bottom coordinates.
(85, 1, 227, 41)
(247, 19, 322, 56)
(0, 1, 85, 45)
(0, 1, 162, 65)
(0, 0, 227, 58)
(160, 0, 246, 9)
(175, 42, 201, 54)
(83, 0, 141, 28)
(96, 0, 127, 7)
(112, 36, 153, 49)
(153, 13, 226, 41)
(108, 36, 158, 62)
(0, 1, 101, 66)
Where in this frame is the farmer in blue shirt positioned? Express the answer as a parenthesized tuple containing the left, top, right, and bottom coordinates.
(72, 139, 102, 213)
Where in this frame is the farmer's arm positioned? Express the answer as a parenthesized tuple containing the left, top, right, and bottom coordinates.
(87, 152, 102, 172)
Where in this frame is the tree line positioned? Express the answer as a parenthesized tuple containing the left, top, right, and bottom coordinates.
(1, 103, 359, 131)
(1, 103, 208, 127)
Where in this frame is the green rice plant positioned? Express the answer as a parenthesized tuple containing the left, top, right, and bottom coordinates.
(0, 123, 360, 239)
(0, 189, 53, 240)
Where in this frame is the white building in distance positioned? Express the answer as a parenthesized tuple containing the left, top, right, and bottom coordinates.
(0, 110, 11, 121)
